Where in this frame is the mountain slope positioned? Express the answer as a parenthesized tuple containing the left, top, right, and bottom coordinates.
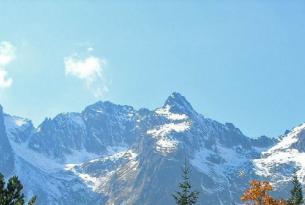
(254, 123, 305, 196)
(0, 92, 287, 205)
(0, 105, 15, 175)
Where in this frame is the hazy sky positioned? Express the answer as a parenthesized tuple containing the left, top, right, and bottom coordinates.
(1, 0, 305, 138)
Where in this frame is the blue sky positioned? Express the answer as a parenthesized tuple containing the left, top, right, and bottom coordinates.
(0, 0, 305, 138)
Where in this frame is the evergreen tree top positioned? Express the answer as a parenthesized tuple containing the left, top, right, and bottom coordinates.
(0, 173, 36, 205)
(173, 159, 199, 205)
(287, 172, 303, 205)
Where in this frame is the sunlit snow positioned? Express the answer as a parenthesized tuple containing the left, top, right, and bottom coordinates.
(254, 123, 305, 183)
(65, 149, 138, 193)
(191, 144, 247, 178)
(147, 121, 191, 154)
(155, 105, 188, 121)
(4, 114, 30, 133)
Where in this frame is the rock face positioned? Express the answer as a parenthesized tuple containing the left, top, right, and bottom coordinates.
(254, 123, 305, 196)
(0, 92, 300, 205)
(0, 105, 15, 175)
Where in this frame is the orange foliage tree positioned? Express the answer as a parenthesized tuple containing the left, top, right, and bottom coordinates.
(241, 180, 287, 205)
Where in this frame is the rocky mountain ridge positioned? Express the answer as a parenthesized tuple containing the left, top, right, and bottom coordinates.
(0, 92, 301, 205)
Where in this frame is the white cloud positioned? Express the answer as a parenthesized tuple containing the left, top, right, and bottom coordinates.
(0, 41, 15, 89)
(64, 53, 108, 97)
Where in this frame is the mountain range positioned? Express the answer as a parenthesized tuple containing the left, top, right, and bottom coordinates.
(0, 92, 304, 205)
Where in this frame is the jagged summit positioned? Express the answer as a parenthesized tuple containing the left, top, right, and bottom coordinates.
(0, 95, 302, 205)
(83, 100, 135, 114)
(163, 92, 196, 116)
(286, 123, 305, 150)
(254, 122, 305, 186)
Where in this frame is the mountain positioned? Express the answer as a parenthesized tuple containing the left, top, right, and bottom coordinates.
(0, 105, 15, 175)
(0, 92, 299, 205)
(254, 123, 305, 195)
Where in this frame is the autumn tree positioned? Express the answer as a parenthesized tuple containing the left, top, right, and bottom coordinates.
(241, 180, 286, 205)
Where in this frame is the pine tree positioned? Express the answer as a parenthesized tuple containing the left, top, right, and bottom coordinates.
(27, 196, 36, 205)
(5, 176, 25, 205)
(0, 173, 5, 205)
(287, 172, 304, 205)
(0, 172, 36, 205)
(173, 160, 199, 205)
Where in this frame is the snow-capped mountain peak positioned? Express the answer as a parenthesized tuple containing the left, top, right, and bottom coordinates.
(163, 92, 196, 117)
(268, 123, 305, 152)
(254, 122, 305, 186)
(0, 93, 303, 205)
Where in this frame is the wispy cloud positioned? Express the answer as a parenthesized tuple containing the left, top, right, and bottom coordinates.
(64, 50, 108, 97)
(0, 41, 15, 89)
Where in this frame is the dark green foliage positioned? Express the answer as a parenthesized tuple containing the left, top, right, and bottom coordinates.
(0, 174, 4, 205)
(288, 172, 304, 205)
(27, 196, 36, 205)
(173, 160, 199, 205)
(0, 172, 36, 205)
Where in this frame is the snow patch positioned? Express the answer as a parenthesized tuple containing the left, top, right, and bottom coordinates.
(10, 140, 63, 173)
(65, 149, 138, 193)
(155, 138, 178, 153)
(147, 121, 190, 138)
(147, 121, 191, 154)
(65, 149, 99, 164)
(15, 118, 27, 126)
(191, 144, 248, 180)
(268, 124, 305, 152)
(254, 123, 305, 183)
(106, 145, 128, 155)
(4, 115, 30, 133)
(155, 105, 188, 121)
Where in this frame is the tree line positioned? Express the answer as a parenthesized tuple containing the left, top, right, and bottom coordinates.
(0, 164, 304, 205)
(240, 173, 303, 205)
(173, 162, 304, 205)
